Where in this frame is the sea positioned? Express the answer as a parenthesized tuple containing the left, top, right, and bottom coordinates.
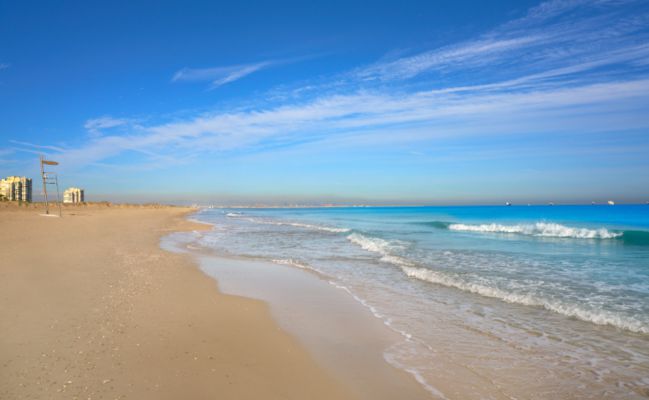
(175, 205, 649, 399)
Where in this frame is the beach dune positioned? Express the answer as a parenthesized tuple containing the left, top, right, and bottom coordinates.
(0, 204, 356, 399)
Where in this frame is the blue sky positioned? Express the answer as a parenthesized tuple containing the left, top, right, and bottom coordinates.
(1, 0, 648, 204)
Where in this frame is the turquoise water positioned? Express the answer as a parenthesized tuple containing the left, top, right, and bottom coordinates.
(188, 205, 649, 399)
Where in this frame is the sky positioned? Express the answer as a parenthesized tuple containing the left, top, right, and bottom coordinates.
(1, 0, 648, 205)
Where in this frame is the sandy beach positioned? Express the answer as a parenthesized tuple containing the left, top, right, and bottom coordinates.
(3, 1, 647, 398)
(0, 204, 359, 399)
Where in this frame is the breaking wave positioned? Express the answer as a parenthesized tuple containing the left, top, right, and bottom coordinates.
(402, 266, 649, 334)
(346, 232, 649, 334)
(426, 221, 623, 239)
(347, 232, 395, 253)
(346, 233, 413, 267)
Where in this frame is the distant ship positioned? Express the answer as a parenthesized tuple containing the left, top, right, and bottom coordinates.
(549, 202, 554, 206)
(608, 200, 615, 206)
(505, 202, 512, 206)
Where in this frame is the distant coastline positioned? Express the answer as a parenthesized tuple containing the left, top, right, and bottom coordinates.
(3, 200, 646, 210)
(193, 202, 649, 209)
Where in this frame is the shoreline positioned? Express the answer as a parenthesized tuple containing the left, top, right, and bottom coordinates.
(162, 226, 433, 399)
(0, 205, 360, 399)
(178, 206, 649, 399)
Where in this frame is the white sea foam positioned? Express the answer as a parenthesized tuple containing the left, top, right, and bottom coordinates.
(272, 258, 308, 269)
(279, 221, 350, 233)
(328, 281, 384, 319)
(402, 266, 649, 334)
(233, 214, 349, 233)
(226, 212, 243, 217)
(448, 222, 622, 239)
(383, 350, 450, 400)
(326, 278, 448, 398)
(347, 232, 393, 253)
(347, 233, 413, 266)
(271, 258, 321, 273)
(347, 233, 648, 334)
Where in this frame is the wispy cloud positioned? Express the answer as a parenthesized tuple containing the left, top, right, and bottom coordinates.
(172, 59, 282, 89)
(0, 148, 15, 165)
(172, 54, 321, 89)
(0, 63, 9, 70)
(29, 76, 649, 171)
(9, 140, 68, 153)
(356, 36, 543, 81)
(354, 0, 649, 84)
(13, 0, 649, 173)
(84, 116, 130, 136)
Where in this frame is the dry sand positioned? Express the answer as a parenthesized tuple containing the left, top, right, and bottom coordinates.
(0, 204, 358, 399)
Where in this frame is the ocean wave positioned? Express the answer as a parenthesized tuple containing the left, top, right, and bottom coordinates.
(226, 212, 243, 217)
(346, 233, 413, 266)
(402, 266, 649, 334)
(438, 221, 622, 239)
(619, 230, 649, 246)
(347, 232, 649, 334)
(230, 214, 349, 233)
(347, 232, 394, 253)
(279, 221, 350, 233)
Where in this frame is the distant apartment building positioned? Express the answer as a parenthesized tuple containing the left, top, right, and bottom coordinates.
(0, 176, 32, 202)
(63, 187, 85, 204)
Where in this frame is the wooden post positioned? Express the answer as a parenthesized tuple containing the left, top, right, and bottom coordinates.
(40, 155, 49, 214)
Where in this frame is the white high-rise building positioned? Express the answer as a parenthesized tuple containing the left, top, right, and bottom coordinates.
(0, 176, 32, 202)
(63, 187, 85, 204)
